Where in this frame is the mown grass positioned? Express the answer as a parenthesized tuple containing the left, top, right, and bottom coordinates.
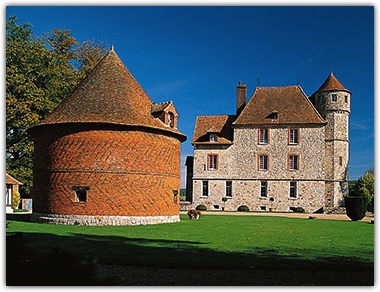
(6, 214, 374, 273)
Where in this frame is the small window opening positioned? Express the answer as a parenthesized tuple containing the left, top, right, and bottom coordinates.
(168, 112, 175, 128)
(73, 186, 89, 202)
(202, 181, 209, 197)
(289, 182, 297, 198)
(331, 94, 337, 102)
(226, 181, 232, 197)
(210, 133, 218, 142)
(173, 189, 179, 204)
(260, 206, 267, 211)
(260, 181, 268, 197)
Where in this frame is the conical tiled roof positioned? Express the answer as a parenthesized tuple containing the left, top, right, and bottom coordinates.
(314, 72, 351, 93)
(32, 49, 186, 141)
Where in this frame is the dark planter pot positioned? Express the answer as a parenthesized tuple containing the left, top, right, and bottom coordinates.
(345, 196, 368, 221)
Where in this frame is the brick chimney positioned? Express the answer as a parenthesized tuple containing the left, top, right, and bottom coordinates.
(236, 82, 247, 115)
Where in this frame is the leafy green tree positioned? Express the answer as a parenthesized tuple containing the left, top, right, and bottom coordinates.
(348, 168, 374, 212)
(6, 15, 109, 196)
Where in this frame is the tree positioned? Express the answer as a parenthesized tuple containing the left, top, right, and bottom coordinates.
(348, 168, 374, 212)
(6, 15, 109, 196)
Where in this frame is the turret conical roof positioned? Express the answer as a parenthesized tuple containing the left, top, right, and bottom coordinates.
(31, 49, 186, 141)
(315, 72, 351, 94)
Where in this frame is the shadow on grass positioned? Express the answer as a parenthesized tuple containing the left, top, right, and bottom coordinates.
(7, 229, 374, 286)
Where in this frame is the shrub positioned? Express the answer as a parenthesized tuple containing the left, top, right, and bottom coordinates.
(345, 196, 368, 221)
(237, 205, 250, 212)
(292, 207, 306, 213)
(196, 204, 207, 211)
(11, 191, 21, 210)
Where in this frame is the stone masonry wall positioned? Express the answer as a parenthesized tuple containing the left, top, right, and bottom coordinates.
(32, 213, 180, 226)
(191, 125, 327, 213)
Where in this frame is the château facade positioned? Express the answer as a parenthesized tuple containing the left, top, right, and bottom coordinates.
(186, 72, 350, 213)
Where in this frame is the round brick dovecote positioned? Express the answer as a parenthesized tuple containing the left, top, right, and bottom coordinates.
(29, 49, 186, 225)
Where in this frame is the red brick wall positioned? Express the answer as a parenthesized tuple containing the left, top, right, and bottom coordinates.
(31, 124, 181, 216)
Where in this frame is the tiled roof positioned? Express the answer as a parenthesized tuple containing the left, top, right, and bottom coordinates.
(233, 86, 326, 126)
(151, 101, 172, 114)
(314, 72, 351, 93)
(31, 50, 186, 141)
(192, 115, 235, 145)
(6, 173, 22, 185)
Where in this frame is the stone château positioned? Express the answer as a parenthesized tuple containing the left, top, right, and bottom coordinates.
(186, 72, 350, 213)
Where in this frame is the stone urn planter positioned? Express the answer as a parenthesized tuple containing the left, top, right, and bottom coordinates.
(345, 196, 368, 221)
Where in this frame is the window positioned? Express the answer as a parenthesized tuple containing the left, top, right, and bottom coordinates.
(209, 133, 218, 142)
(202, 181, 209, 197)
(207, 154, 218, 170)
(73, 186, 89, 202)
(168, 112, 175, 128)
(260, 181, 268, 197)
(260, 206, 267, 211)
(173, 189, 179, 204)
(331, 94, 337, 102)
(226, 181, 232, 197)
(289, 155, 299, 170)
(259, 155, 269, 170)
(318, 95, 325, 104)
(289, 129, 299, 145)
(339, 156, 343, 166)
(289, 181, 297, 198)
(259, 129, 269, 144)
(345, 95, 348, 103)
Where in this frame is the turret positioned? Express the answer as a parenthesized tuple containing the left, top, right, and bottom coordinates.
(312, 72, 351, 207)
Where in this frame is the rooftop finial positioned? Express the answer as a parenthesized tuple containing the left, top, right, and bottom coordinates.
(111, 44, 115, 51)
(330, 69, 333, 75)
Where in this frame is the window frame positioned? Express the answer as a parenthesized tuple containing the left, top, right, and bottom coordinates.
(288, 154, 299, 171)
(226, 181, 232, 198)
(202, 181, 209, 197)
(207, 154, 218, 170)
(259, 155, 269, 171)
(209, 133, 218, 142)
(258, 128, 269, 145)
(72, 186, 90, 203)
(288, 128, 299, 145)
(260, 181, 268, 198)
(289, 181, 297, 198)
(331, 94, 338, 102)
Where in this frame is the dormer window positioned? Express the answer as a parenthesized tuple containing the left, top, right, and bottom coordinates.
(209, 134, 218, 142)
(168, 112, 175, 128)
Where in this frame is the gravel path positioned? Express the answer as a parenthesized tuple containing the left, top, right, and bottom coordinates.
(181, 210, 374, 222)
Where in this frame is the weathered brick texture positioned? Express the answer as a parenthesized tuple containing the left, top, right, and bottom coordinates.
(31, 124, 181, 218)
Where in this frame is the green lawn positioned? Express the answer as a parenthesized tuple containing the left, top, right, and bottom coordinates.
(7, 214, 374, 273)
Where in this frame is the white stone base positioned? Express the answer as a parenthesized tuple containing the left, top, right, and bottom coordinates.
(6, 206, 13, 214)
(31, 213, 180, 226)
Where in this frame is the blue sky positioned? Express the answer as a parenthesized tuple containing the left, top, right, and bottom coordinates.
(5, 4, 375, 187)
